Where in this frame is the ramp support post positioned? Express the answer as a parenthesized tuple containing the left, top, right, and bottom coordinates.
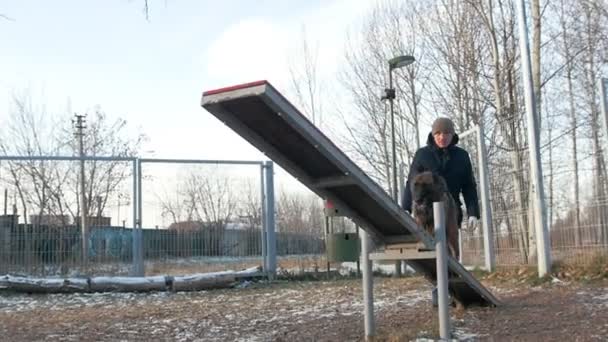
(361, 229, 375, 339)
(434, 201, 451, 339)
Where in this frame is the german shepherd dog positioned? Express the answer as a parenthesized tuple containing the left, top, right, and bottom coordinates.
(410, 171, 460, 259)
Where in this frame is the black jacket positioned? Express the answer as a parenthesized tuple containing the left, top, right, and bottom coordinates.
(402, 132, 480, 221)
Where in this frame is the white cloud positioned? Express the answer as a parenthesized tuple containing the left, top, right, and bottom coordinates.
(204, 18, 291, 90)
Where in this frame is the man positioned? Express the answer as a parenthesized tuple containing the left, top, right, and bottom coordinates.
(402, 117, 480, 232)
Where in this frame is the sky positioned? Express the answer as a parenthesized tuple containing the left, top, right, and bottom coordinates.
(0, 0, 376, 226)
(0, 0, 373, 158)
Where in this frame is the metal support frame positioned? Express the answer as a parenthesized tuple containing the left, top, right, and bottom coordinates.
(361, 203, 451, 339)
(136, 157, 268, 277)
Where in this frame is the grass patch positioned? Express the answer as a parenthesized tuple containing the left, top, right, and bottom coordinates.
(275, 268, 361, 282)
(552, 253, 608, 282)
(469, 266, 490, 279)
(481, 266, 546, 285)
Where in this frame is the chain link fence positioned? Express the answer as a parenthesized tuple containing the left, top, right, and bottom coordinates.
(0, 157, 328, 278)
(459, 110, 608, 269)
(5, 107, 608, 278)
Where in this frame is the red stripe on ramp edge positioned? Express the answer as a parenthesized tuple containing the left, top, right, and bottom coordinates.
(202, 80, 268, 96)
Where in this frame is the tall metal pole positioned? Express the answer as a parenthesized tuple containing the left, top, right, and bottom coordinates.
(74, 114, 88, 272)
(516, 0, 551, 277)
(434, 202, 451, 339)
(477, 124, 495, 271)
(361, 229, 375, 339)
(388, 68, 402, 277)
(389, 70, 398, 202)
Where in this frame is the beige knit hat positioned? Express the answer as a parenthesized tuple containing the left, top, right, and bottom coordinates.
(431, 117, 455, 134)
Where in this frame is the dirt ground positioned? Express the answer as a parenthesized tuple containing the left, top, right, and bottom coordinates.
(0, 272, 607, 341)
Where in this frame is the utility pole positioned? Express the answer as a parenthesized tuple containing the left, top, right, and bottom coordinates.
(74, 114, 88, 272)
(516, 0, 551, 277)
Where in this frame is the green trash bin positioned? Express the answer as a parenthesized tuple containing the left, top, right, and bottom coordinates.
(326, 233, 360, 262)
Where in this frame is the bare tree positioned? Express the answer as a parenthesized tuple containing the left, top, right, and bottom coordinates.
(325, 0, 608, 266)
(422, 0, 491, 129)
(337, 1, 427, 193)
(0, 93, 145, 227)
(182, 169, 237, 226)
(157, 184, 193, 224)
(74, 109, 145, 222)
(276, 189, 307, 234)
(276, 189, 324, 233)
(236, 177, 263, 229)
(288, 26, 323, 127)
(556, 0, 582, 245)
(576, 0, 608, 245)
(0, 92, 70, 226)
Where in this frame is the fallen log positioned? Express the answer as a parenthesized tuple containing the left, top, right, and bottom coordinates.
(89, 276, 169, 292)
(172, 271, 236, 292)
(0, 266, 263, 294)
(0, 275, 88, 293)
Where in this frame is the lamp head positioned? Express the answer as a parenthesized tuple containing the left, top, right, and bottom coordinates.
(388, 55, 415, 70)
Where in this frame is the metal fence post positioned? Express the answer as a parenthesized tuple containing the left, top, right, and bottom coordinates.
(131, 158, 144, 276)
(263, 161, 276, 278)
(137, 158, 144, 276)
(434, 201, 451, 340)
(131, 159, 139, 275)
(477, 124, 495, 271)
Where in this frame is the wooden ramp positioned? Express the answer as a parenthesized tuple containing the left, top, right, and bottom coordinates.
(201, 80, 499, 307)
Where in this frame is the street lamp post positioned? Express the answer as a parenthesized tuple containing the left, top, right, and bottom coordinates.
(383, 55, 415, 202)
(383, 55, 415, 278)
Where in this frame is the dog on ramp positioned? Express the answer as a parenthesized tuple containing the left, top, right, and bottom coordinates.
(410, 171, 460, 259)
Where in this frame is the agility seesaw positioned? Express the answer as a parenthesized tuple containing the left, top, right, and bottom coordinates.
(200, 80, 500, 309)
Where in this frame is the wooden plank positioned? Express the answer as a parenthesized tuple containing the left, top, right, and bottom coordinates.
(385, 242, 429, 251)
(369, 250, 436, 261)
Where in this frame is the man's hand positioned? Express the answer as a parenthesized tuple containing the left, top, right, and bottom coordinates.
(467, 216, 479, 232)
